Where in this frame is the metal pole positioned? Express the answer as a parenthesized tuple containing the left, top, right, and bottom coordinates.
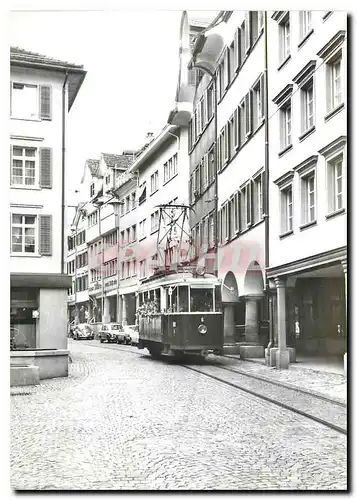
(116, 210, 120, 323)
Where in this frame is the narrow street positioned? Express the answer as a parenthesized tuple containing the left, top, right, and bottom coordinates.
(11, 340, 347, 491)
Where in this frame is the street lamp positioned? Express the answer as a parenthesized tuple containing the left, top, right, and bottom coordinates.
(108, 198, 124, 324)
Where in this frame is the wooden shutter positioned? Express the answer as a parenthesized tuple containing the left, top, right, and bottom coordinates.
(234, 29, 240, 72)
(245, 12, 251, 53)
(39, 147, 52, 188)
(245, 93, 252, 137)
(10, 81, 12, 116)
(40, 85, 52, 120)
(39, 215, 52, 255)
(260, 73, 265, 121)
(10, 145, 13, 184)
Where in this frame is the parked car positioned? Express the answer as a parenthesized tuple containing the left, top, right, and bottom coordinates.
(124, 324, 139, 345)
(99, 323, 125, 343)
(73, 323, 94, 340)
(114, 325, 132, 345)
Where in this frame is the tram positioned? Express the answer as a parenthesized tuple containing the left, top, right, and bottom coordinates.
(136, 267, 224, 359)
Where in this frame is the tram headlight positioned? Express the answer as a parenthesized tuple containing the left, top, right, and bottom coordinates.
(198, 324, 208, 335)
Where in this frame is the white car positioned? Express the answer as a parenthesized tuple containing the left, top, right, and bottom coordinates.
(124, 324, 139, 345)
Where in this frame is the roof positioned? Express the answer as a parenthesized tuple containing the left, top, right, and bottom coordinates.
(101, 153, 135, 170)
(85, 159, 101, 178)
(10, 47, 86, 110)
(10, 47, 84, 70)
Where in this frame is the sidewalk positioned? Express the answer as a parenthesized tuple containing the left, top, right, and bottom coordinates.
(222, 355, 347, 404)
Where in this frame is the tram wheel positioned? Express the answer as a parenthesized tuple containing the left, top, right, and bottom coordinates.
(149, 348, 162, 360)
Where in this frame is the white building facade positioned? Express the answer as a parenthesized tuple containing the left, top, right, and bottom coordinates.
(10, 47, 86, 362)
(266, 11, 347, 368)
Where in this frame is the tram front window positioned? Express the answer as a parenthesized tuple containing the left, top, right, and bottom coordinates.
(190, 288, 214, 312)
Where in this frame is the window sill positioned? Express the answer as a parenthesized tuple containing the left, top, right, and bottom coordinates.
(324, 103, 345, 122)
(163, 173, 178, 187)
(326, 208, 345, 220)
(150, 229, 159, 235)
(278, 144, 293, 158)
(279, 230, 294, 240)
(277, 55, 291, 71)
(298, 29, 314, 49)
(10, 185, 42, 190)
(11, 253, 41, 258)
(150, 189, 159, 197)
(139, 235, 146, 242)
(138, 199, 147, 205)
(299, 126, 316, 142)
(299, 220, 317, 231)
(11, 116, 42, 122)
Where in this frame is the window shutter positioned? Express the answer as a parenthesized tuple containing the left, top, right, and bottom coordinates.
(217, 135, 221, 172)
(245, 12, 251, 53)
(39, 147, 52, 188)
(204, 154, 209, 190)
(224, 124, 229, 163)
(40, 85, 52, 120)
(261, 171, 266, 216)
(260, 73, 265, 121)
(39, 215, 52, 255)
(245, 93, 252, 137)
(10, 145, 13, 183)
(10, 81, 12, 116)
(234, 29, 240, 72)
(247, 181, 252, 225)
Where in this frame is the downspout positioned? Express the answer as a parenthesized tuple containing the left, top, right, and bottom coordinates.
(213, 72, 218, 277)
(61, 70, 69, 274)
(263, 12, 273, 351)
(167, 129, 181, 265)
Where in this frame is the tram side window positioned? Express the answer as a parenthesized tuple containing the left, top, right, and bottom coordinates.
(178, 286, 189, 312)
(190, 288, 214, 312)
(215, 285, 222, 312)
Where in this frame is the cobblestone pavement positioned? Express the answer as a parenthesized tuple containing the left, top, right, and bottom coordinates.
(221, 355, 347, 403)
(11, 341, 347, 491)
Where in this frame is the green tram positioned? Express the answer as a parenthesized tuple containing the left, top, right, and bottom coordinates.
(136, 268, 224, 359)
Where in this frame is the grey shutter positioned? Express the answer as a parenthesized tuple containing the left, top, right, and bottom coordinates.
(260, 73, 265, 121)
(39, 215, 52, 255)
(39, 148, 52, 188)
(245, 93, 252, 137)
(40, 85, 52, 120)
(10, 145, 13, 184)
(10, 81, 12, 116)
(247, 181, 252, 225)
(245, 12, 251, 53)
(234, 29, 240, 71)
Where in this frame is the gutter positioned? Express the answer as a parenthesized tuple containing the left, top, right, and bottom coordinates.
(61, 70, 69, 274)
(263, 12, 272, 351)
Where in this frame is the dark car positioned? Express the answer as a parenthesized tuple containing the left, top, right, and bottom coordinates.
(99, 323, 122, 343)
(73, 323, 94, 340)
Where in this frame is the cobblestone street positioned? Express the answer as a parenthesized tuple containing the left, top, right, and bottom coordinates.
(11, 341, 347, 491)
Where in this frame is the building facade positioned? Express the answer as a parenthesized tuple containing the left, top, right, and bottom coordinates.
(266, 11, 347, 368)
(10, 47, 86, 358)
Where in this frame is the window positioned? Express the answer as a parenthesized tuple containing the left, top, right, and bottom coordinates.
(11, 146, 36, 186)
(301, 172, 316, 224)
(150, 170, 159, 193)
(151, 210, 159, 233)
(208, 212, 215, 248)
(11, 82, 38, 119)
(300, 11, 312, 40)
(327, 154, 344, 213)
(250, 11, 260, 43)
(301, 80, 314, 132)
(126, 228, 130, 244)
(239, 183, 252, 230)
(279, 13, 290, 63)
(164, 153, 178, 183)
(120, 230, 125, 245)
(139, 259, 147, 278)
(11, 214, 36, 254)
(229, 41, 235, 84)
(131, 224, 137, 242)
(208, 146, 215, 184)
(105, 174, 111, 185)
(240, 21, 246, 62)
(206, 84, 214, 122)
(132, 260, 137, 277)
(317, 31, 345, 116)
(228, 114, 235, 159)
(253, 172, 264, 223)
(125, 196, 130, 213)
(88, 211, 98, 226)
(281, 185, 293, 233)
(239, 100, 246, 145)
(121, 262, 125, 280)
(280, 100, 292, 150)
(138, 181, 147, 204)
(139, 219, 146, 239)
(252, 74, 264, 130)
(126, 261, 130, 279)
(131, 191, 136, 210)
(90, 183, 95, 197)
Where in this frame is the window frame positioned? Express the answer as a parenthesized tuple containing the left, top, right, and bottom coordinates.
(11, 213, 37, 255)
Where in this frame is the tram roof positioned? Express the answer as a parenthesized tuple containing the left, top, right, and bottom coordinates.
(138, 271, 219, 291)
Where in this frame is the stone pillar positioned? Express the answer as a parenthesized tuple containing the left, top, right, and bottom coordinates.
(245, 297, 260, 343)
(223, 304, 235, 345)
(341, 259, 347, 375)
(103, 297, 110, 324)
(274, 277, 289, 369)
(122, 295, 127, 326)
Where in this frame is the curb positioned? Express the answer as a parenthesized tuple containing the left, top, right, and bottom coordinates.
(222, 355, 346, 406)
